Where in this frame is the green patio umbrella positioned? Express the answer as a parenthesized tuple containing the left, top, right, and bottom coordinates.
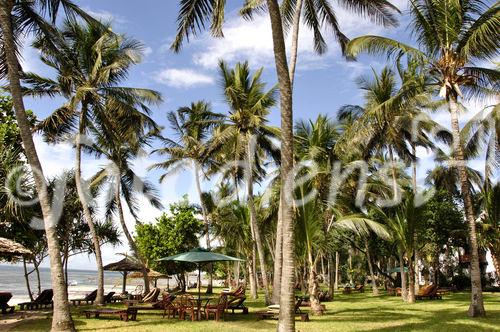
(158, 248, 244, 302)
(387, 266, 409, 273)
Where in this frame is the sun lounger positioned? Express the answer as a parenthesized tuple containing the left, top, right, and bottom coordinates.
(416, 285, 441, 300)
(71, 289, 97, 306)
(84, 308, 135, 322)
(104, 292, 118, 303)
(354, 284, 365, 293)
(124, 288, 160, 307)
(226, 295, 248, 314)
(224, 286, 248, 314)
(256, 298, 309, 322)
(18, 289, 53, 310)
(0, 292, 15, 314)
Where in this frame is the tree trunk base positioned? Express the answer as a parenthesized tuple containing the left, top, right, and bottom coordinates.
(468, 303, 486, 317)
(52, 320, 76, 332)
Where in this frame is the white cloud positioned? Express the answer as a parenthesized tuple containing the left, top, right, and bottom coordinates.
(190, 5, 400, 71)
(83, 8, 128, 25)
(143, 46, 153, 57)
(154, 68, 215, 88)
(18, 36, 42, 73)
(192, 14, 329, 70)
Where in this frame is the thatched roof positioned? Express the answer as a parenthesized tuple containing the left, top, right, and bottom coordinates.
(0, 237, 32, 257)
(103, 257, 145, 272)
(128, 270, 171, 279)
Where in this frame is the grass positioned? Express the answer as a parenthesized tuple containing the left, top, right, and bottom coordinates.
(9, 291, 500, 331)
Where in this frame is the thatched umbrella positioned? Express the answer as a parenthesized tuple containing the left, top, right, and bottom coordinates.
(103, 256, 145, 294)
(128, 270, 171, 288)
(0, 237, 32, 260)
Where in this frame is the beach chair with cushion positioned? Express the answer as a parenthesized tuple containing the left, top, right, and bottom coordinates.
(224, 285, 248, 314)
(125, 288, 160, 306)
(19, 289, 53, 310)
(226, 294, 248, 314)
(416, 285, 441, 300)
(205, 293, 228, 321)
(71, 289, 97, 306)
(103, 292, 116, 304)
(256, 297, 309, 322)
(0, 292, 15, 314)
(354, 284, 365, 293)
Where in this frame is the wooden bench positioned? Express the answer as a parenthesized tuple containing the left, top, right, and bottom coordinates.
(256, 311, 309, 322)
(83, 308, 135, 322)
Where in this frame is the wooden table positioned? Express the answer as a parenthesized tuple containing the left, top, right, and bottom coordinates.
(84, 308, 134, 322)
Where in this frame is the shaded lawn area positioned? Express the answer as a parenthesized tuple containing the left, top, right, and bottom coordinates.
(9, 291, 500, 331)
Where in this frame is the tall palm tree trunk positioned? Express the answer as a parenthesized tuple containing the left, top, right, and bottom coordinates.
(448, 94, 485, 317)
(365, 239, 379, 295)
(267, 0, 295, 329)
(335, 251, 339, 289)
(348, 248, 353, 285)
(412, 142, 420, 295)
(271, 1, 302, 304)
(75, 121, 105, 305)
(246, 134, 270, 303)
(249, 247, 258, 299)
(388, 146, 400, 203)
(307, 249, 323, 315)
(272, 193, 283, 304)
(0, 3, 75, 330)
(399, 251, 408, 302)
(193, 162, 213, 293)
(407, 255, 415, 303)
(288, 0, 303, 89)
(115, 180, 150, 294)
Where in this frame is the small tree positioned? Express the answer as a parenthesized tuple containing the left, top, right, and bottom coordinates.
(135, 197, 202, 291)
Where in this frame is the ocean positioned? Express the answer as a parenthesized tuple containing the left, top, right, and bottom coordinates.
(0, 264, 153, 304)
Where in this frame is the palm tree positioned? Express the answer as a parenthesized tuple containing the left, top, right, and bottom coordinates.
(374, 194, 423, 303)
(171, 1, 296, 328)
(24, 20, 161, 304)
(215, 60, 279, 303)
(241, 0, 399, 304)
(90, 118, 163, 294)
(463, 103, 499, 281)
(149, 100, 223, 292)
(0, 1, 97, 329)
(336, 67, 423, 205)
(347, 0, 499, 316)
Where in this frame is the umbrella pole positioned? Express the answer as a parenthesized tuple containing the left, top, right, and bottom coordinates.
(198, 263, 202, 320)
(123, 271, 127, 294)
(198, 263, 201, 301)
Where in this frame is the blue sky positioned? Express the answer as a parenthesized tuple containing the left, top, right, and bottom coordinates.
(16, 0, 495, 269)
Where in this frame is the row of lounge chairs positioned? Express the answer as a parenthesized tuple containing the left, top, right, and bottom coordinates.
(71, 290, 121, 306)
(107, 286, 249, 322)
(388, 284, 443, 300)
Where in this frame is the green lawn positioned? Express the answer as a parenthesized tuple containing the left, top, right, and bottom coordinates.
(10, 291, 500, 332)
